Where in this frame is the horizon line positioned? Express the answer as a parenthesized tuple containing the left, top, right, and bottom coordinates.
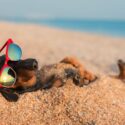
(0, 16, 125, 22)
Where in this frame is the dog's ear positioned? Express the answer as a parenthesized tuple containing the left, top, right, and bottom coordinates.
(0, 88, 19, 102)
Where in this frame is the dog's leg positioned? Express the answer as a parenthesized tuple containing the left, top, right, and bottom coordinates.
(61, 57, 97, 86)
(60, 57, 83, 68)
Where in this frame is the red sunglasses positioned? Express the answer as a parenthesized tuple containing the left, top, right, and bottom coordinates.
(0, 39, 22, 88)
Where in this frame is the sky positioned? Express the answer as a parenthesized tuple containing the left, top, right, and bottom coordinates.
(0, 0, 125, 20)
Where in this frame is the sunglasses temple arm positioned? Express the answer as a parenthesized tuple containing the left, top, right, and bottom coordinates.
(0, 39, 13, 53)
(0, 41, 8, 53)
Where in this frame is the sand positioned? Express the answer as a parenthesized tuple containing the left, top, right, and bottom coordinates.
(0, 22, 125, 125)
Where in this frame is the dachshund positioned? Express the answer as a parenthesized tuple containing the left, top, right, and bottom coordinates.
(0, 55, 97, 102)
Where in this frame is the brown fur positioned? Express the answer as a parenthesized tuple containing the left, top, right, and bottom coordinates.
(13, 69, 37, 89)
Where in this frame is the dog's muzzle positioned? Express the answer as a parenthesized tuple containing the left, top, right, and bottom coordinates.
(16, 59, 38, 70)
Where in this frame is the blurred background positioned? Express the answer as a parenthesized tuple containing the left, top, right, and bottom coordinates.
(0, 0, 125, 37)
(0, 0, 125, 75)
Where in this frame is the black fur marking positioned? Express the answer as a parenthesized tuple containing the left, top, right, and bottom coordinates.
(15, 80, 42, 94)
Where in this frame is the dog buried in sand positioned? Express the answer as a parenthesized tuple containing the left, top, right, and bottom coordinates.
(0, 39, 97, 101)
(0, 55, 97, 102)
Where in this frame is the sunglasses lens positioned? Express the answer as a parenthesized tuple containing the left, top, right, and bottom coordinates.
(0, 67, 16, 86)
(8, 43, 22, 61)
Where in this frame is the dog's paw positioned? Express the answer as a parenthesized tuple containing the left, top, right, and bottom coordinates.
(64, 68, 97, 87)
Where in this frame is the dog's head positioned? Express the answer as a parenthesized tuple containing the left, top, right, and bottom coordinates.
(0, 55, 41, 101)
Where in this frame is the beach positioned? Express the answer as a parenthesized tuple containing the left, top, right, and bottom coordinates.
(0, 22, 125, 125)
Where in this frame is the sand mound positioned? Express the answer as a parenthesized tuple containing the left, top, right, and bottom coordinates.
(0, 22, 125, 125)
(0, 76, 125, 125)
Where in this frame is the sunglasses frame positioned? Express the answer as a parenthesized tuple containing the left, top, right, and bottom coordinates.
(0, 39, 17, 88)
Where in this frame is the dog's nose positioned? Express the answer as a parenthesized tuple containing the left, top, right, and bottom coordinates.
(28, 59, 38, 70)
(33, 60, 38, 70)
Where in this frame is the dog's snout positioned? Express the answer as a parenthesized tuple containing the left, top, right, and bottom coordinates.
(16, 58, 38, 70)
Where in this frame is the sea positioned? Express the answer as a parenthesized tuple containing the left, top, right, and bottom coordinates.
(1, 18, 125, 37)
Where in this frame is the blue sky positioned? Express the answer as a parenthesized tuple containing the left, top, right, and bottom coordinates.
(0, 0, 125, 20)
